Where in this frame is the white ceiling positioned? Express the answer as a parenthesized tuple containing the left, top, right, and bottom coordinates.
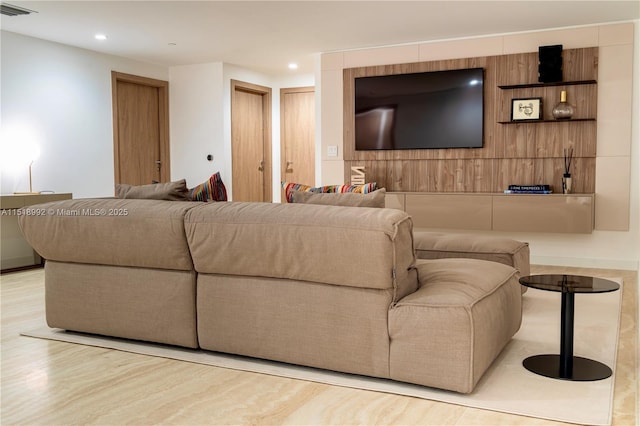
(1, 1, 638, 75)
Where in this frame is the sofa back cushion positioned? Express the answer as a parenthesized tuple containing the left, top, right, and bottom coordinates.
(291, 188, 386, 208)
(185, 202, 417, 298)
(18, 199, 198, 271)
(116, 179, 190, 201)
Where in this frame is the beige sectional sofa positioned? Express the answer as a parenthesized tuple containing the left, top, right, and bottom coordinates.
(19, 198, 524, 394)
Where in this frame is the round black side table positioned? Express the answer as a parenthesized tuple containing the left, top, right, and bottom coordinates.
(519, 274, 620, 381)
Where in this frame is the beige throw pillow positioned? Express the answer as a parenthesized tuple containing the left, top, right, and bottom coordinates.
(291, 188, 386, 208)
(116, 179, 190, 201)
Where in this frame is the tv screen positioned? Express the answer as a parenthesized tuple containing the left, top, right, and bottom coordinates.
(354, 68, 484, 150)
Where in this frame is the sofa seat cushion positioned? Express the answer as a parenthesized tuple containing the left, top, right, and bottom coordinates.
(413, 231, 530, 277)
(18, 198, 198, 271)
(389, 258, 522, 393)
(185, 202, 417, 299)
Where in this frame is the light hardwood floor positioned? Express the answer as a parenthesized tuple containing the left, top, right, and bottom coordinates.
(1, 265, 637, 425)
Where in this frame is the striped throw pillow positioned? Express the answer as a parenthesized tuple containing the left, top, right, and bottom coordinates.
(190, 172, 228, 202)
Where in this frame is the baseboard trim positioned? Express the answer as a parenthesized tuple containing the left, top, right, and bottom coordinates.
(0, 263, 44, 274)
(0, 255, 40, 273)
(531, 255, 639, 271)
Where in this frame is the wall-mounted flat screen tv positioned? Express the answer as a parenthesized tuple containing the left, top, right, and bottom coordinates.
(354, 68, 484, 150)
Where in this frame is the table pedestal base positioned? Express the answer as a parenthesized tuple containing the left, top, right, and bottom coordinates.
(523, 354, 612, 381)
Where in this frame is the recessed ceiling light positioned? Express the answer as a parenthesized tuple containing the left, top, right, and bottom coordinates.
(288, 63, 298, 70)
(95, 34, 108, 41)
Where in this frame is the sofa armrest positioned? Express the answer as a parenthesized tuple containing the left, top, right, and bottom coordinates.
(389, 257, 522, 393)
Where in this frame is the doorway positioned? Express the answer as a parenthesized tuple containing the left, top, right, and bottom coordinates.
(231, 80, 272, 202)
(111, 72, 170, 185)
(280, 86, 315, 199)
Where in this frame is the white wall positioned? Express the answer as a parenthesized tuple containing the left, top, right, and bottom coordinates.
(169, 62, 225, 188)
(0, 31, 169, 198)
(318, 22, 640, 270)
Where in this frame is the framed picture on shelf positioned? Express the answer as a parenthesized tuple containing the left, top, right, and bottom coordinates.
(511, 97, 543, 121)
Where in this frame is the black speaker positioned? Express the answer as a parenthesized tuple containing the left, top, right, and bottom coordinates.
(538, 44, 563, 83)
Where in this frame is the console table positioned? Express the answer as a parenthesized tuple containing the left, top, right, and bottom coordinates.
(1, 193, 72, 272)
(519, 274, 620, 381)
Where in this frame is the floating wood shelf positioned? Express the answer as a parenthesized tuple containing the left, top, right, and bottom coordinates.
(498, 80, 597, 90)
(498, 118, 596, 124)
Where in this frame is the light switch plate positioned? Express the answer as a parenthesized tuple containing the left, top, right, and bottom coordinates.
(327, 145, 338, 157)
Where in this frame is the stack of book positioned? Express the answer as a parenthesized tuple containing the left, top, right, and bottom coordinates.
(504, 185, 552, 194)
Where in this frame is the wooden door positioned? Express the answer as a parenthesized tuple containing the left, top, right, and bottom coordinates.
(231, 80, 272, 202)
(112, 72, 170, 185)
(280, 87, 315, 196)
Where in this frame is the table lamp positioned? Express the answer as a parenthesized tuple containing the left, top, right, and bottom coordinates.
(14, 159, 40, 194)
(1, 124, 41, 194)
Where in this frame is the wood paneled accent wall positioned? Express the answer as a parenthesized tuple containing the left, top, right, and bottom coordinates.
(343, 48, 598, 194)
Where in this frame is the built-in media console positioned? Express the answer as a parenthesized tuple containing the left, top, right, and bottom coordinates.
(343, 47, 598, 234)
(385, 192, 594, 234)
